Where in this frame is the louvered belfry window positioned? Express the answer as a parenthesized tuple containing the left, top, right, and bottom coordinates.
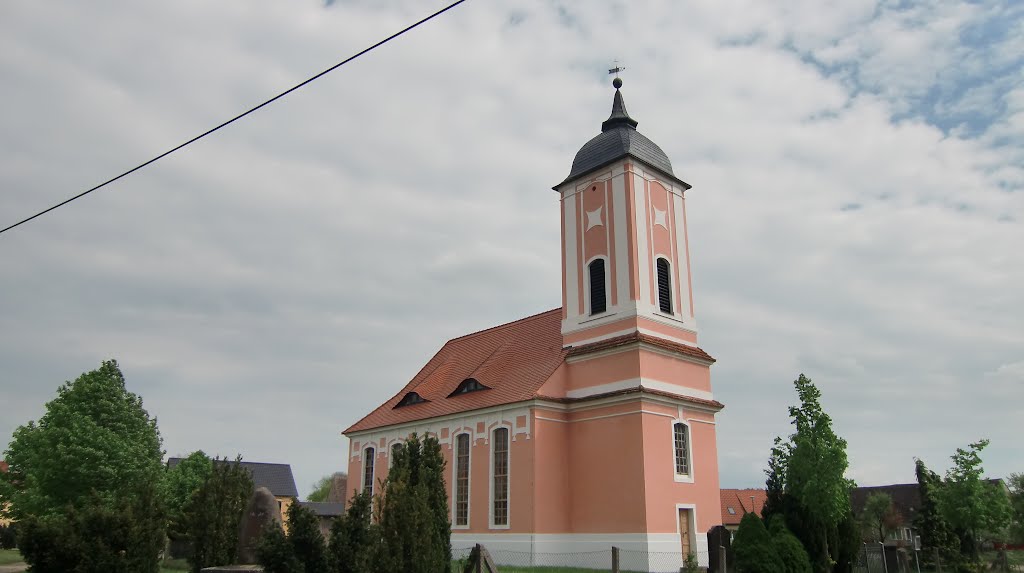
(492, 428, 509, 526)
(657, 258, 673, 314)
(589, 259, 607, 315)
(455, 433, 470, 526)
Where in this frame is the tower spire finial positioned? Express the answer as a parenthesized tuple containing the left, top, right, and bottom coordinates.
(602, 62, 637, 132)
(608, 59, 625, 89)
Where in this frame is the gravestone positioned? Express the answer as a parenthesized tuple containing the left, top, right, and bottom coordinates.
(236, 487, 282, 564)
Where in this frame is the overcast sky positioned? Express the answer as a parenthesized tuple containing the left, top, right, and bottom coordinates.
(1, 0, 1021, 500)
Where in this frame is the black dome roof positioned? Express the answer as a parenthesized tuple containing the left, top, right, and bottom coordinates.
(557, 85, 686, 189)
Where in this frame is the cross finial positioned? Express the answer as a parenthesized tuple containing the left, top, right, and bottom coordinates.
(608, 60, 625, 89)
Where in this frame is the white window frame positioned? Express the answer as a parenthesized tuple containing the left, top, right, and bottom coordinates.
(362, 446, 376, 494)
(488, 425, 512, 529)
(671, 419, 694, 483)
(452, 431, 472, 529)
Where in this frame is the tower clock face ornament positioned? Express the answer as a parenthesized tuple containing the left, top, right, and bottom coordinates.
(344, 78, 722, 573)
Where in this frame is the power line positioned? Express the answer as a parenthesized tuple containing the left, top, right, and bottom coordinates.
(0, 0, 471, 236)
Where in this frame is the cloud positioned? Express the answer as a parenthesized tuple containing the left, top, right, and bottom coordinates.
(1, 0, 1021, 498)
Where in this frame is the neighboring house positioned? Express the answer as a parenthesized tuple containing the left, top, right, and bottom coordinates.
(298, 501, 345, 538)
(851, 483, 920, 547)
(344, 79, 724, 573)
(720, 489, 767, 531)
(166, 458, 299, 525)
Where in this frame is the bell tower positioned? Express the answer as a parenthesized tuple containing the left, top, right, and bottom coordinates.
(555, 78, 698, 348)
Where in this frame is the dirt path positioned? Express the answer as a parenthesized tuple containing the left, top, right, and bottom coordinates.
(0, 563, 26, 573)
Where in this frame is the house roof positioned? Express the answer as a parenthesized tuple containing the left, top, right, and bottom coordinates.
(299, 501, 346, 517)
(720, 488, 767, 526)
(166, 458, 299, 498)
(345, 309, 569, 434)
(850, 484, 921, 520)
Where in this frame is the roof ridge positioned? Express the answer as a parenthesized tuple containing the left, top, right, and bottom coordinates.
(447, 308, 561, 342)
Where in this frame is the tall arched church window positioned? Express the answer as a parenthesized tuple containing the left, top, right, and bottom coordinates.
(657, 258, 673, 314)
(363, 447, 376, 495)
(454, 433, 470, 526)
(589, 259, 607, 315)
(492, 427, 510, 526)
(673, 423, 690, 476)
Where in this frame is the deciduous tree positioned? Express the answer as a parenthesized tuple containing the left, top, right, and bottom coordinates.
(162, 450, 213, 541)
(763, 374, 856, 573)
(1007, 473, 1024, 543)
(1, 359, 164, 520)
(861, 493, 900, 543)
(936, 440, 1011, 562)
(913, 459, 959, 569)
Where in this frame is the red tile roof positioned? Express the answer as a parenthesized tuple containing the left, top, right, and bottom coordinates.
(720, 488, 767, 525)
(344, 308, 720, 434)
(344, 309, 568, 434)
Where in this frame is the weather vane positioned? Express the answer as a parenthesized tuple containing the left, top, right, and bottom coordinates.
(608, 60, 625, 88)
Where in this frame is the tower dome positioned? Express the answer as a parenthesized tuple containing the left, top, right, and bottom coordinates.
(557, 79, 685, 189)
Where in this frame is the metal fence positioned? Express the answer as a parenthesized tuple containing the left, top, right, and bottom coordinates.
(852, 544, 1023, 573)
(452, 545, 710, 572)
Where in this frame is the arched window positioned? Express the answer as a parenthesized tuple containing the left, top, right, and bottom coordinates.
(492, 427, 510, 526)
(657, 258, 673, 314)
(589, 258, 607, 315)
(673, 423, 690, 476)
(390, 442, 402, 468)
(454, 433, 470, 527)
(363, 447, 376, 494)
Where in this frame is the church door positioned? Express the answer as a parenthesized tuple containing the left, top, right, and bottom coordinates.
(678, 508, 693, 558)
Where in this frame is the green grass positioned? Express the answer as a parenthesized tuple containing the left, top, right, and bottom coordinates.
(159, 557, 190, 571)
(0, 549, 24, 565)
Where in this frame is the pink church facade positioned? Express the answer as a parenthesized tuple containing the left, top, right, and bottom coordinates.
(344, 81, 723, 572)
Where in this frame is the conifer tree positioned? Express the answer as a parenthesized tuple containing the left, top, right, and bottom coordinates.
(183, 456, 254, 573)
(328, 491, 376, 573)
(375, 433, 451, 573)
(914, 459, 960, 569)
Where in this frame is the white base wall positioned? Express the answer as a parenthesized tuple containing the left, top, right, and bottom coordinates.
(452, 532, 709, 573)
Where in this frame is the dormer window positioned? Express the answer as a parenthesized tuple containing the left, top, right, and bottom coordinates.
(449, 378, 490, 397)
(394, 392, 427, 408)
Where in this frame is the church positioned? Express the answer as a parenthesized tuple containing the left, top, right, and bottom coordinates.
(343, 78, 724, 572)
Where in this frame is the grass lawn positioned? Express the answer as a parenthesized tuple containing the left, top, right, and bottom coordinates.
(0, 549, 24, 565)
(160, 557, 190, 571)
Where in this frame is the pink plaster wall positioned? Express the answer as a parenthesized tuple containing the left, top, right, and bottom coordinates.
(567, 408, 648, 532)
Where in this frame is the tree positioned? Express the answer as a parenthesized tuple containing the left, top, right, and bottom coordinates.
(0, 359, 164, 520)
(255, 501, 329, 573)
(328, 491, 376, 573)
(307, 475, 333, 503)
(375, 433, 451, 573)
(162, 450, 213, 541)
(1007, 473, 1024, 543)
(861, 493, 900, 543)
(913, 459, 959, 568)
(936, 440, 1012, 562)
(769, 515, 813, 573)
(764, 374, 856, 573)
(0, 360, 166, 572)
(183, 456, 255, 573)
(734, 511, 782, 573)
